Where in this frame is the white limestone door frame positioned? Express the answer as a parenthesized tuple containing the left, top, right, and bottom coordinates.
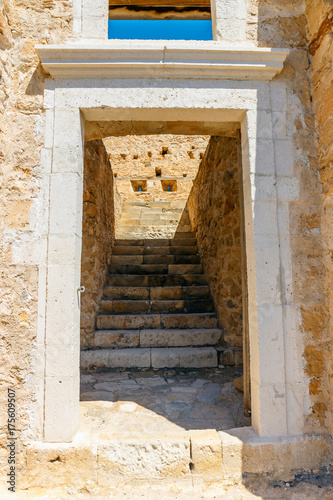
(36, 43, 303, 443)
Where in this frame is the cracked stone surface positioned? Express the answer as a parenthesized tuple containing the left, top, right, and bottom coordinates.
(80, 366, 250, 431)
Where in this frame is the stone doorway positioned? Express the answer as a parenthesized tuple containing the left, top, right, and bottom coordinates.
(40, 97, 298, 443)
(79, 130, 250, 434)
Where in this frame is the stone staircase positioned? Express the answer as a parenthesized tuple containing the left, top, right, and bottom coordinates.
(116, 200, 192, 239)
(81, 231, 224, 370)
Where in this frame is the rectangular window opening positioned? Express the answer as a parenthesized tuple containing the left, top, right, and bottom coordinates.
(108, 0, 212, 40)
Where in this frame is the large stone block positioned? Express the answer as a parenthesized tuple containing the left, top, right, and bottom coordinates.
(189, 429, 223, 477)
(97, 436, 191, 483)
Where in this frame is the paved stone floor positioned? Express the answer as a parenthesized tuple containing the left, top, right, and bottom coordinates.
(80, 366, 250, 431)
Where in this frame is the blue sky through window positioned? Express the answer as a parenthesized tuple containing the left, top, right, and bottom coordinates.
(108, 20, 213, 40)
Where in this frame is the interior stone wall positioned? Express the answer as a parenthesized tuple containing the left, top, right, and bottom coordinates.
(306, 0, 333, 433)
(187, 136, 243, 348)
(80, 140, 120, 349)
(103, 135, 210, 203)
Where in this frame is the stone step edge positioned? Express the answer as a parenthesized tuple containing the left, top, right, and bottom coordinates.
(96, 312, 217, 320)
(96, 312, 218, 331)
(103, 285, 210, 292)
(92, 328, 223, 349)
(107, 264, 203, 275)
(83, 339, 242, 366)
(100, 299, 214, 305)
(105, 274, 208, 286)
(106, 273, 207, 279)
(114, 239, 196, 247)
(81, 346, 219, 369)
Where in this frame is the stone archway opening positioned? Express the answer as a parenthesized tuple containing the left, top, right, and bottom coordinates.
(79, 124, 251, 435)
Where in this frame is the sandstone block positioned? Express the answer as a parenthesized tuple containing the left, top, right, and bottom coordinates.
(97, 436, 190, 483)
(24, 441, 98, 489)
(113, 246, 144, 255)
(150, 286, 182, 300)
(140, 328, 222, 347)
(108, 348, 151, 368)
(106, 275, 149, 287)
(103, 286, 149, 300)
(94, 330, 140, 348)
(151, 347, 217, 369)
(143, 254, 174, 264)
(189, 429, 223, 477)
(143, 246, 171, 255)
(97, 313, 161, 330)
(161, 313, 217, 329)
(151, 299, 185, 313)
(111, 255, 143, 265)
(168, 264, 203, 275)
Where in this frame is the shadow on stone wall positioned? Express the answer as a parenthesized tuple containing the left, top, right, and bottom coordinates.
(187, 136, 243, 348)
(80, 140, 121, 349)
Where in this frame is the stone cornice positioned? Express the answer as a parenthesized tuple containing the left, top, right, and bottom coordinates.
(36, 41, 289, 80)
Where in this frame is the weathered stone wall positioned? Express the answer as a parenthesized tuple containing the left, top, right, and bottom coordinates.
(188, 137, 242, 348)
(81, 140, 120, 349)
(0, 0, 332, 457)
(252, 0, 327, 433)
(306, 0, 333, 433)
(0, 0, 73, 447)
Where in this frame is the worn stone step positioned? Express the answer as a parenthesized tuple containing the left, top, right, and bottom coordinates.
(114, 238, 197, 247)
(116, 231, 194, 240)
(96, 312, 218, 330)
(106, 275, 149, 287)
(103, 285, 211, 301)
(99, 300, 151, 314)
(114, 239, 144, 247)
(113, 246, 145, 255)
(168, 264, 203, 274)
(94, 329, 140, 348)
(81, 346, 218, 369)
(148, 274, 208, 286)
(144, 255, 200, 265)
(106, 274, 208, 287)
(111, 255, 144, 265)
(147, 299, 213, 314)
(99, 299, 214, 315)
(151, 347, 218, 368)
(109, 264, 169, 275)
(149, 285, 211, 300)
(92, 328, 222, 349)
(117, 224, 182, 234)
(113, 245, 199, 256)
(140, 328, 222, 347)
(108, 263, 203, 275)
(104, 286, 150, 300)
(143, 246, 171, 255)
(184, 285, 211, 299)
(144, 239, 170, 247)
(143, 255, 175, 265)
